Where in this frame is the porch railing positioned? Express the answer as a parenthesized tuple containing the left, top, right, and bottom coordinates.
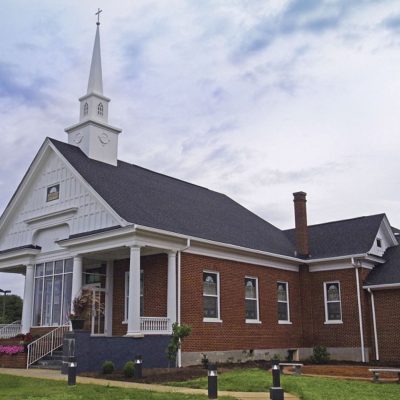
(0, 320, 22, 339)
(140, 317, 171, 334)
(26, 324, 70, 368)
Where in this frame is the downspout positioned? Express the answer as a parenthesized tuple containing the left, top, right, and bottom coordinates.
(177, 238, 191, 368)
(367, 288, 379, 361)
(352, 257, 365, 362)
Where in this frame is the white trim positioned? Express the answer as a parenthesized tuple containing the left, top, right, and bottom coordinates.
(363, 282, 400, 290)
(124, 269, 144, 323)
(323, 281, 342, 323)
(203, 270, 221, 321)
(307, 253, 366, 264)
(24, 207, 78, 226)
(324, 320, 343, 325)
(277, 281, 291, 323)
(278, 321, 292, 325)
(245, 275, 259, 322)
(203, 318, 223, 323)
(309, 264, 353, 272)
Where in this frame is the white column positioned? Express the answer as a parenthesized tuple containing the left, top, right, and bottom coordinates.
(167, 251, 177, 328)
(105, 260, 114, 337)
(126, 246, 143, 337)
(71, 256, 83, 312)
(21, 264, 34, 334)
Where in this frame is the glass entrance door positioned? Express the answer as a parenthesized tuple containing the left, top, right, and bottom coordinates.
(91, 288, 106, 336)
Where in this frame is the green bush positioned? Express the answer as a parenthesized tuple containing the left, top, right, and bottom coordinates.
(123, 361, 135, 378)
(102, 360, 115, 374)
(310, 345, 330, 364)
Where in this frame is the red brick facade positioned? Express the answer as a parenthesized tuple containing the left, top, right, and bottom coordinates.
(112, 254, 168, 336)
(372, 289, 400, 363)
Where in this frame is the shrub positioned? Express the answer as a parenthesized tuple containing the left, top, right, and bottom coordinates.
(123, 361, 135, 378)
(310, 345, 330, 364)
(201, 353, 209, 369)
(102, 360, 115, 374)
(166, 323, 192, 366)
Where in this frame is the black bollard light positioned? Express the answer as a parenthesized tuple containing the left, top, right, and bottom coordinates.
(269, 360, 284, 400)
(67, 355, 77, 386)
(207, 363, 218, 399)
(134, 355, 143, 379)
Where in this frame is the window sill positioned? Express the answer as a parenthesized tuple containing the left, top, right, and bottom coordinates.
(278, 321, 292, 325)
(203, 318, 223, 323)
(324, 320, 343, 325)
(246, 319, 262, 324)
(122, 320, 127, 324)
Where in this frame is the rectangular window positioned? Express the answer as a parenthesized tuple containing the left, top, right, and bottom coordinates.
(245, 277, 259, 322)
(203, 271, 220, 321)
(324, 282, 342, 323)
(32, 259, 73, 326)
(46, 183, 60, 202)
(277, 282, 290, 323)
(124, 271, 144, 322)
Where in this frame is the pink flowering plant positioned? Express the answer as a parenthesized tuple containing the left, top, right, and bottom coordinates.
(0, 345, 25, 355)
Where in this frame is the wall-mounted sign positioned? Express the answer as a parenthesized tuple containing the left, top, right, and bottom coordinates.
(47, 184, 60, 202)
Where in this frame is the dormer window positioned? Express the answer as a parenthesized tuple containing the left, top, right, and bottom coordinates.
(97, 103, 104, 116)
(83, 102, 88, 115)
(376, 238, 382, 248)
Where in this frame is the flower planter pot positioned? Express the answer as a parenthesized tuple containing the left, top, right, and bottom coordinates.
(70, 319, 85, 330)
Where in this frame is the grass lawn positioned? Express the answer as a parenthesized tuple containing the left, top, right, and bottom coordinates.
(0, 374, 234, 400)
(167, 368, 400, 400)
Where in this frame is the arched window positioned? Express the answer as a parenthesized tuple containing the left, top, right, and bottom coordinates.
(97, 103, 104, 116)
(83, 102, 88, 115)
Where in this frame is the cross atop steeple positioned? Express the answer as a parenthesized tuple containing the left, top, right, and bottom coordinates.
(95, 8, 102, 25)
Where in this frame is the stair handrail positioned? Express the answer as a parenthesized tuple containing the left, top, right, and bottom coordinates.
(26, 324, 70, 368)
(0, 320, 22, 338)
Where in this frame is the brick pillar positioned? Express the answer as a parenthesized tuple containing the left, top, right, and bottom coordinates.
(299, 264, 314, 347)
(293, 191, 309, 257)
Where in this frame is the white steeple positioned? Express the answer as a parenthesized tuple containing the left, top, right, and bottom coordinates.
(65, 11, 122, 166)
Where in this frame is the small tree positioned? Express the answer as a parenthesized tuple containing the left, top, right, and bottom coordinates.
(166, 323, 192, 367)
(310, 345, 330, 364)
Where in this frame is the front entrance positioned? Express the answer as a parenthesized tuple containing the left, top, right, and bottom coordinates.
(91, 288, 106, 336)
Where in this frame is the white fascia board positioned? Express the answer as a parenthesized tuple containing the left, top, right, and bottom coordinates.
(363, 283, 400, 290)
(0, 248, 40, 269)
(64, 119, 122, 134)
(49, 140, 127, 228)
(135, 224, 299, 271)
(0, 139, 51, 236)
(382, 215, 398, 246)
(365, 255, 385, 264)
(309, 262, 353, 272)
(306, 254, 366, 264)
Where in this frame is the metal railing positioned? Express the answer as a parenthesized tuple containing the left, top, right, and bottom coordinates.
(140, 317, 171, 334)
(0, 320, 22, 338)
(26, 324, 70, 368)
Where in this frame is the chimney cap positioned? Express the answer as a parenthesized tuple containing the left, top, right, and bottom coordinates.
(293, 191, 307, 199)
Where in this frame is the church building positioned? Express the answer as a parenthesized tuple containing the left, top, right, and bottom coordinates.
(0, 19, 400, 372)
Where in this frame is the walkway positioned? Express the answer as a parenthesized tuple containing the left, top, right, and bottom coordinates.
(0, 368, 299, 400)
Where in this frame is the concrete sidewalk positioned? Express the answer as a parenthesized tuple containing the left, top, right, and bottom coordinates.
(0, 368, 299, 400)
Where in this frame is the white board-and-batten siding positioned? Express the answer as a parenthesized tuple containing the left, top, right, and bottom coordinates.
(0, 149, 120, 252)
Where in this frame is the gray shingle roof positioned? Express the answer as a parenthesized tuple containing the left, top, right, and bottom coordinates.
(50, 138, 295, 256)
(365, 229, 400, 286)
(284, 214, 386, 259)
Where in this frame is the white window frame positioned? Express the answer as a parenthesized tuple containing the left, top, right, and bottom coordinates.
(277, 281, 292, 324)
(202, 270, 222, 323)
(245, 276, 261, 324)
(324, 281, 343, 324)
(123, 270, 144, 323)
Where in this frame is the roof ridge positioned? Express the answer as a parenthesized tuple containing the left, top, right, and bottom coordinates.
(284, 213, 386, 232)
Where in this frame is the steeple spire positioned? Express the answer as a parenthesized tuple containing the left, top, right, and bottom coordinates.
(87, 20, 103, 95)
(65, 10, 122, 166)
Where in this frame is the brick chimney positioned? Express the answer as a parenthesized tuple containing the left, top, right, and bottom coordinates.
(293, 191, 309, 257)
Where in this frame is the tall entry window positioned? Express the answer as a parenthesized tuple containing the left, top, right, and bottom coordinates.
(33, 259, 73, 326)
(324, 282, 342, 323)
(277, 282, 290, 323)
(245, 277, 259, 322)
(203, 271, 220, 321)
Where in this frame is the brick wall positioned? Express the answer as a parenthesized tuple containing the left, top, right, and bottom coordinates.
(373, 289, 400, 363)
(180, 253, 302, 352)
(0, 338, 27, 368)
(308, 268, 370, 350)
(112, 254, 168, 336)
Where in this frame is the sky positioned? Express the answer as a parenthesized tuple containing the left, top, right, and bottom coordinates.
(1, 0, 400, 297)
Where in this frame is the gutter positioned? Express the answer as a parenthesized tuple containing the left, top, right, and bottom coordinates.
(177, 239, 191, 368)
(363, 282, 400, 290)
(352, 257, 365, 363)
(367, 288, 379, 360)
